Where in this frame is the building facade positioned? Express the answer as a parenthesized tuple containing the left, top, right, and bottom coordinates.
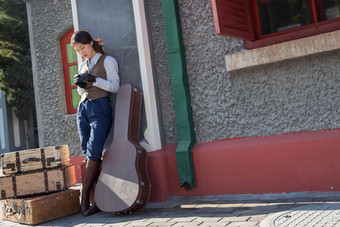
(26, 0, 340, 202)
(0, 92, 9, 155)
(0, 91, 31, 156)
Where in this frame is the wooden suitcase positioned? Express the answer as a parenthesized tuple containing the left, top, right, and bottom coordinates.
(0, 164, 76, 199)
(1, 189, 80, 225)
(1, 145, 70, 175)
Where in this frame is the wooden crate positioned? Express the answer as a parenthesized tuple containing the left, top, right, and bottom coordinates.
(1, 145, 70, 175)
(0, 164, 76, 199)
(1, 189, 80, 225)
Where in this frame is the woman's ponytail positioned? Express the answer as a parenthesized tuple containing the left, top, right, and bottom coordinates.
(92, 38, 105, 54)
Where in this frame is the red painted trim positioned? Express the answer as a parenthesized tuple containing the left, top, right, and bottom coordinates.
(245, 0, 340, 48)
(246, 18, 340, 49)
(169, 129, 340, 197)
(310, 0, 318, 22)
(71, 129, 340, 202)
(250, 0, 261, 39)
(146, 147, 172, 202)
(69, 155, 84, 183)
(60, 28, 77, 114)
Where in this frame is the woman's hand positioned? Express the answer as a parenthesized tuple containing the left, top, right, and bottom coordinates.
(74, 74, 87, 89)
(76, 73, 96, 83)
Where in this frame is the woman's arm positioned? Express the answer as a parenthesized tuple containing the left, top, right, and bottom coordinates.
(77, 60, 87, 96)
(93, 56, 120, 93)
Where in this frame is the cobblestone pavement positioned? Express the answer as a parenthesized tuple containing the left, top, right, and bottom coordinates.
(2, 189, 340, 227)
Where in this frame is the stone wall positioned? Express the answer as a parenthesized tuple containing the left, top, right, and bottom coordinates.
(26, 0, 81, 156)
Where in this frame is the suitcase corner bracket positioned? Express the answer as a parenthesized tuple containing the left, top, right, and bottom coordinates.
(56, 181, 61, 191)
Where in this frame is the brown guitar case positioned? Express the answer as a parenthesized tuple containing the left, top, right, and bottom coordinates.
(95, 83, 151, 214)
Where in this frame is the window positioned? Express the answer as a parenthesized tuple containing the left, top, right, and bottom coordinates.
(60, 28, 80, 114)
(211, 0, 340, 49)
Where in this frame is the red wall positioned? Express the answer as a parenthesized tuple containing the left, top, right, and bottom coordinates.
(71, 129, 340, 202)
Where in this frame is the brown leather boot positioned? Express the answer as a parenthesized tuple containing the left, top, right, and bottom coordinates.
(83, 169, 101, 216)
(81, 160, 101, 216)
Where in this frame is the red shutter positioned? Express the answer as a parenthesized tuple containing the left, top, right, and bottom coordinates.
(211, 0, 255, 40)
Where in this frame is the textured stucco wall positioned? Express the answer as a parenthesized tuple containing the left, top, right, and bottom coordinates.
(26, 0, 81, 156)
(147, 1, 340, 144)
(227, 51, 340, 138)
(147, 0, 178, 145)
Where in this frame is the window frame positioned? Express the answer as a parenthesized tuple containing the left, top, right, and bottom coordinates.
(211, 0, 340, 49)
(60, 28, 79, 114)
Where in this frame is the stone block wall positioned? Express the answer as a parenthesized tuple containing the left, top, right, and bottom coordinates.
(26, 0, 81, 156)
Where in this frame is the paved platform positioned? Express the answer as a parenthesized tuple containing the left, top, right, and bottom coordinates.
(2, 188, 340, 227)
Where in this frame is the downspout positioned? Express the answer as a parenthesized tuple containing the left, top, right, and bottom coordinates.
(161, 0, 196, 189)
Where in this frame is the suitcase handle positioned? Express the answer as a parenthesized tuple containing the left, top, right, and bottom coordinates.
(22, 157, 41, 164)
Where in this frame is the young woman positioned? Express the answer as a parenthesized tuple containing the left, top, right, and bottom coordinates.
(71, 30, 120, 216)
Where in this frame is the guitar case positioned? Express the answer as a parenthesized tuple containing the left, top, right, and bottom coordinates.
(95, 84, 151, 214)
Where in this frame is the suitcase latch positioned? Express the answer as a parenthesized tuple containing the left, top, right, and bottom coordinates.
(1, 190, 6, 199)
(46, 157, 55, 166)
(4, 163, 15, 171)
(46, 157, 61, 166)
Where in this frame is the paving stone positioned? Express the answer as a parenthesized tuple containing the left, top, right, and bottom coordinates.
(146, 218, 172, 222)
(218, 204, 245, 208)
(242, 203, 269, 208)
(231, 209, 266, 216)
(123, 220, 154, 226)
(180, 204, 198, 208)
(267, 202, 296, 206)
(147, 221, 177, 226)
(103, 223, 129, 226)
(199, 221, 230, 226)
(172, 221, 203, 226)
(248, 214, 268, 222)
(226, 221, 259, 226)
(80, 224, 105, 227)
(168, 217, 197, 222)
(285, 198, 314, 202)
(211, 208, 236, 215)
(125, 225, 148, 227)
(220, 216, 250, 222)
(194, 217, 223, 222)
(195, 204, 220, 208)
